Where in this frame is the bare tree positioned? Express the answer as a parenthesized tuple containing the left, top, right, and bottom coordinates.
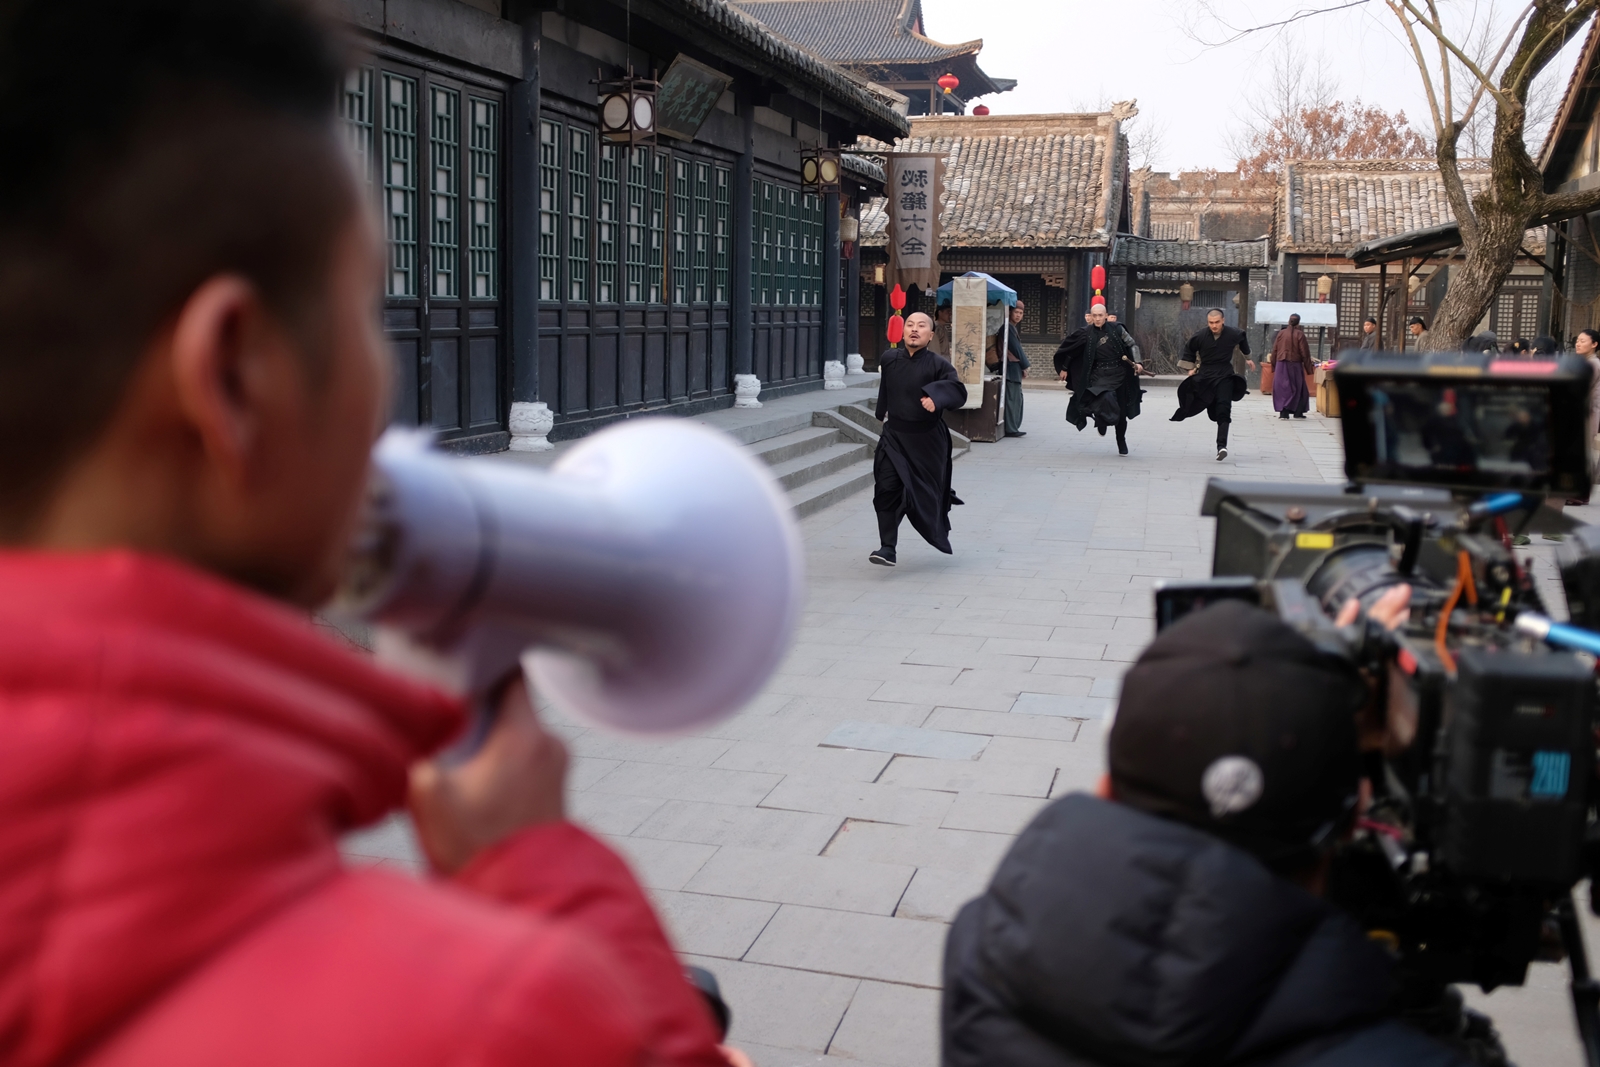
(1226, 51, 1341, 167)
(1198, 1, 1596, 348)
(1382, 0, 1597, 347)
(1128, 117, 1169, 171)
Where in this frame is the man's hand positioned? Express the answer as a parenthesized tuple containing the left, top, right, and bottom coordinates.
(1133, 363, 1144, 375)
(410, 677, 568, 875)
(1246, 360, 1257, 372)
(1334, 583, 1411, 630)
(920, 396, 936, 412)
(1187, 368, 1197, 376)
(1058, 370, 1068, 381)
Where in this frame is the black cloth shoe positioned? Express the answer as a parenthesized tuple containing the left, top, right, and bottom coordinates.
(1278, 412, 1289, 419)
(1292, 413, 1307, 419)
(1118, 440, 1129, 456)
(869, 546, 897, 567)
(1006, 431, 1027, 437)
(1097, 424, 1107, 437)
(1216, 447, 1228, 461)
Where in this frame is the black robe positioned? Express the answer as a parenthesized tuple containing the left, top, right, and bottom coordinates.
(1053, 325, 1144, 431)
(1173, 324, 1251, 422)
(874, 346, 967, 553)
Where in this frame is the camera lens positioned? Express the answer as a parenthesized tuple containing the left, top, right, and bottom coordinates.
(1304, 543, 1406, 616)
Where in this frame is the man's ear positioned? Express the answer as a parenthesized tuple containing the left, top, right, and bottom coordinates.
(166, 275, 278, 484)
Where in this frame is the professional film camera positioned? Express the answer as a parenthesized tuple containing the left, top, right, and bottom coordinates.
(1155, 349, 1600, 1065)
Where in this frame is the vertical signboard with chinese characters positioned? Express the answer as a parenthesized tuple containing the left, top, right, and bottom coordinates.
(950, 276, 987, 409)
(886, 155, 943, 291)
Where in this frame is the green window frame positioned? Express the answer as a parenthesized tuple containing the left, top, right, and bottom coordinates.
(467, 97, 499, 300)
(672, 158, 691, 304)
(693, 163, 710, 303)
(538, 120, 560, 301)
(568, 126, 591, 302)
(649, 151, 666, 304)
(343, 67, 375, 186)
(429, 86, 459, 300)
(382, 73, 418, 299)
(597, 144, 620, 303)
(713, 166, 730, 303)
(626, 147, 648, 303)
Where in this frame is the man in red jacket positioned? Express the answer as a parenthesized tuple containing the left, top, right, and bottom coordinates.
(0, 2, 740, 1065)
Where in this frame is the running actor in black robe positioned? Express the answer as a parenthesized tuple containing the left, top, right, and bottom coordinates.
(870, 311, 967, 566)
(1053, 305, 1144, 455)
(1172, 308, 1255, 460)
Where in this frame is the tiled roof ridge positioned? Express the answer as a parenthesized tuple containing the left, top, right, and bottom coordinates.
(1283, 156, 1482, 174)
(672, 0, 911, 136)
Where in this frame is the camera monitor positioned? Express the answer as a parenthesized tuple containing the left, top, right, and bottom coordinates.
(1335, 351, 1593, 497)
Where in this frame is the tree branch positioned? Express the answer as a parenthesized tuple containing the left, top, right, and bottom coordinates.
(1388, 0, 1447, 140)
(1458, 3, 1534, 130)
(1506, 0, 1596, 98)
(1395, 0, 1516, 114)
(1189, 0, 1374, 47)
(1426, 0, 1453, 125)
(1531, 184, 1600, 227)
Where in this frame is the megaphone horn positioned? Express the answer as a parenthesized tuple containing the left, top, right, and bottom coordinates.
(331, 419, 805, 735)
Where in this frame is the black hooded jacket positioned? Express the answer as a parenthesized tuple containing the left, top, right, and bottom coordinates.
(943, 795, 1467, 1067)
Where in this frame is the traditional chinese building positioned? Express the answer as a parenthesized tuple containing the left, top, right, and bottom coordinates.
(1540, 17, 1600, 340)
(855, 107, 1134, 362)
(1275, 159, 1547, 350)
(730, 0, 1014, 116)
(324, 0, 907, 449)
(1129, 168, 1276, 242)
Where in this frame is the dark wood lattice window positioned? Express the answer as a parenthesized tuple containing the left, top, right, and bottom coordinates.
(626, 147, 648, 302)
(382, 73, 418, 298)
(538, 120, 559, 301)
(429, 86, 458, 300)
(467, 97, 498, 300)
(596, 143, 620, 303)
(693, 162, 711, 303)
(672, 158, 691, 304)
(713, 167, 730, 303)
(567, 126, 590, 302)
(649, 152, 666, 304)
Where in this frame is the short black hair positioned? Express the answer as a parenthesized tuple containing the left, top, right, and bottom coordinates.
(1408, 316, 1427, 328)
(1207, 308, 1225, 317)
(0, 0, 353, 532)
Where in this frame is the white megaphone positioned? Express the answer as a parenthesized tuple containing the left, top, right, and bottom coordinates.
(328, 418, 804, 735)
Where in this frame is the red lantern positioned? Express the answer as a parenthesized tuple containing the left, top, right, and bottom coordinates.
(938, 73, 959, 95)
(1091, 265, 1106, 291)
(972, 104, 990, 116)
(1091, 295, 1106, 308)
(887, 315, 904, 344)
(889, 284, 906, 311)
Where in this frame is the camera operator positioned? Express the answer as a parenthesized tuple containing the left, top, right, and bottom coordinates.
(942, 597, 1472, 1067)
(0, 3, 742, 1065)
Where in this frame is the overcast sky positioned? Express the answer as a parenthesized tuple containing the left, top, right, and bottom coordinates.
(919, 0, 1585, 174)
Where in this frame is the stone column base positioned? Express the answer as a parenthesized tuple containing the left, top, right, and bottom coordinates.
(823, 361, 846, 389)
(846, 353, 864, 374)
(734, 374, 763, 408)
(508, 401, 555, 452)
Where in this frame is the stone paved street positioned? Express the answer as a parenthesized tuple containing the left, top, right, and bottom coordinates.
(345, 381, 1595, 1067)
(565, 384, 1350, 1067)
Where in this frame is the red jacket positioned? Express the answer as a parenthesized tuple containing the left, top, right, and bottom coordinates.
(0, 552, 725, 1067)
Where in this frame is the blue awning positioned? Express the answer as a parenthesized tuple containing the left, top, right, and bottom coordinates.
(934, 271, 1018, 308)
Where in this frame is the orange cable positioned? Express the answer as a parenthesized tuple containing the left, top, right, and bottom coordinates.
(1434, 550, 1473, 676)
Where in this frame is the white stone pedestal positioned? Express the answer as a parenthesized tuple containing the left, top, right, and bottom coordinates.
(846, 353, 864, 374)
(823, 361, 846, 389)
(734, 374, 763, 408)
(508, 401, 555, 452)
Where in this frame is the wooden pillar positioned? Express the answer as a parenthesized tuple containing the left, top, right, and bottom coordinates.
(844, 203, 861, 358)
(1377, 262, 1388, 348)
(508, 11, 541, 404)
(823, 189, 841, 364)
(1123, 267, 1137, 336)
(732, 86, 756, 380)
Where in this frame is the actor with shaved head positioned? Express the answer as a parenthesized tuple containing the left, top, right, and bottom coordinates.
(870, 310, 967, 566)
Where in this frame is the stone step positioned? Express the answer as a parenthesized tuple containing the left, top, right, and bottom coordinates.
(788, 458, 876, 519)
(768, 440, 871, 492)
(749, 425, 843, 468)
(713, 408, 819, 447)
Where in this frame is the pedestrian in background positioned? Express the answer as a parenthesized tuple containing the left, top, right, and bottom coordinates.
(1409, 316, 1429, 347)
(1359, 316, 1378, 350)
(1268, 314, 1312, 420)
(996, 299, 1030, 437)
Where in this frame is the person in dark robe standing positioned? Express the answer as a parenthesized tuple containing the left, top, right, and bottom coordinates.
(870, 311, 967, 567)
(1172, 308, 1254, 461)
(1268, 313, 1312, 419)
(1053, 304, 1144, 455)
(991, 299, 1030, 437)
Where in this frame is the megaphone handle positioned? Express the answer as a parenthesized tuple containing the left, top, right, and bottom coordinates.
(433, 672, 516, 767)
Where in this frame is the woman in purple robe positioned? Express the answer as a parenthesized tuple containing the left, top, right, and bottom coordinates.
(1268, 314, 1312, 419)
